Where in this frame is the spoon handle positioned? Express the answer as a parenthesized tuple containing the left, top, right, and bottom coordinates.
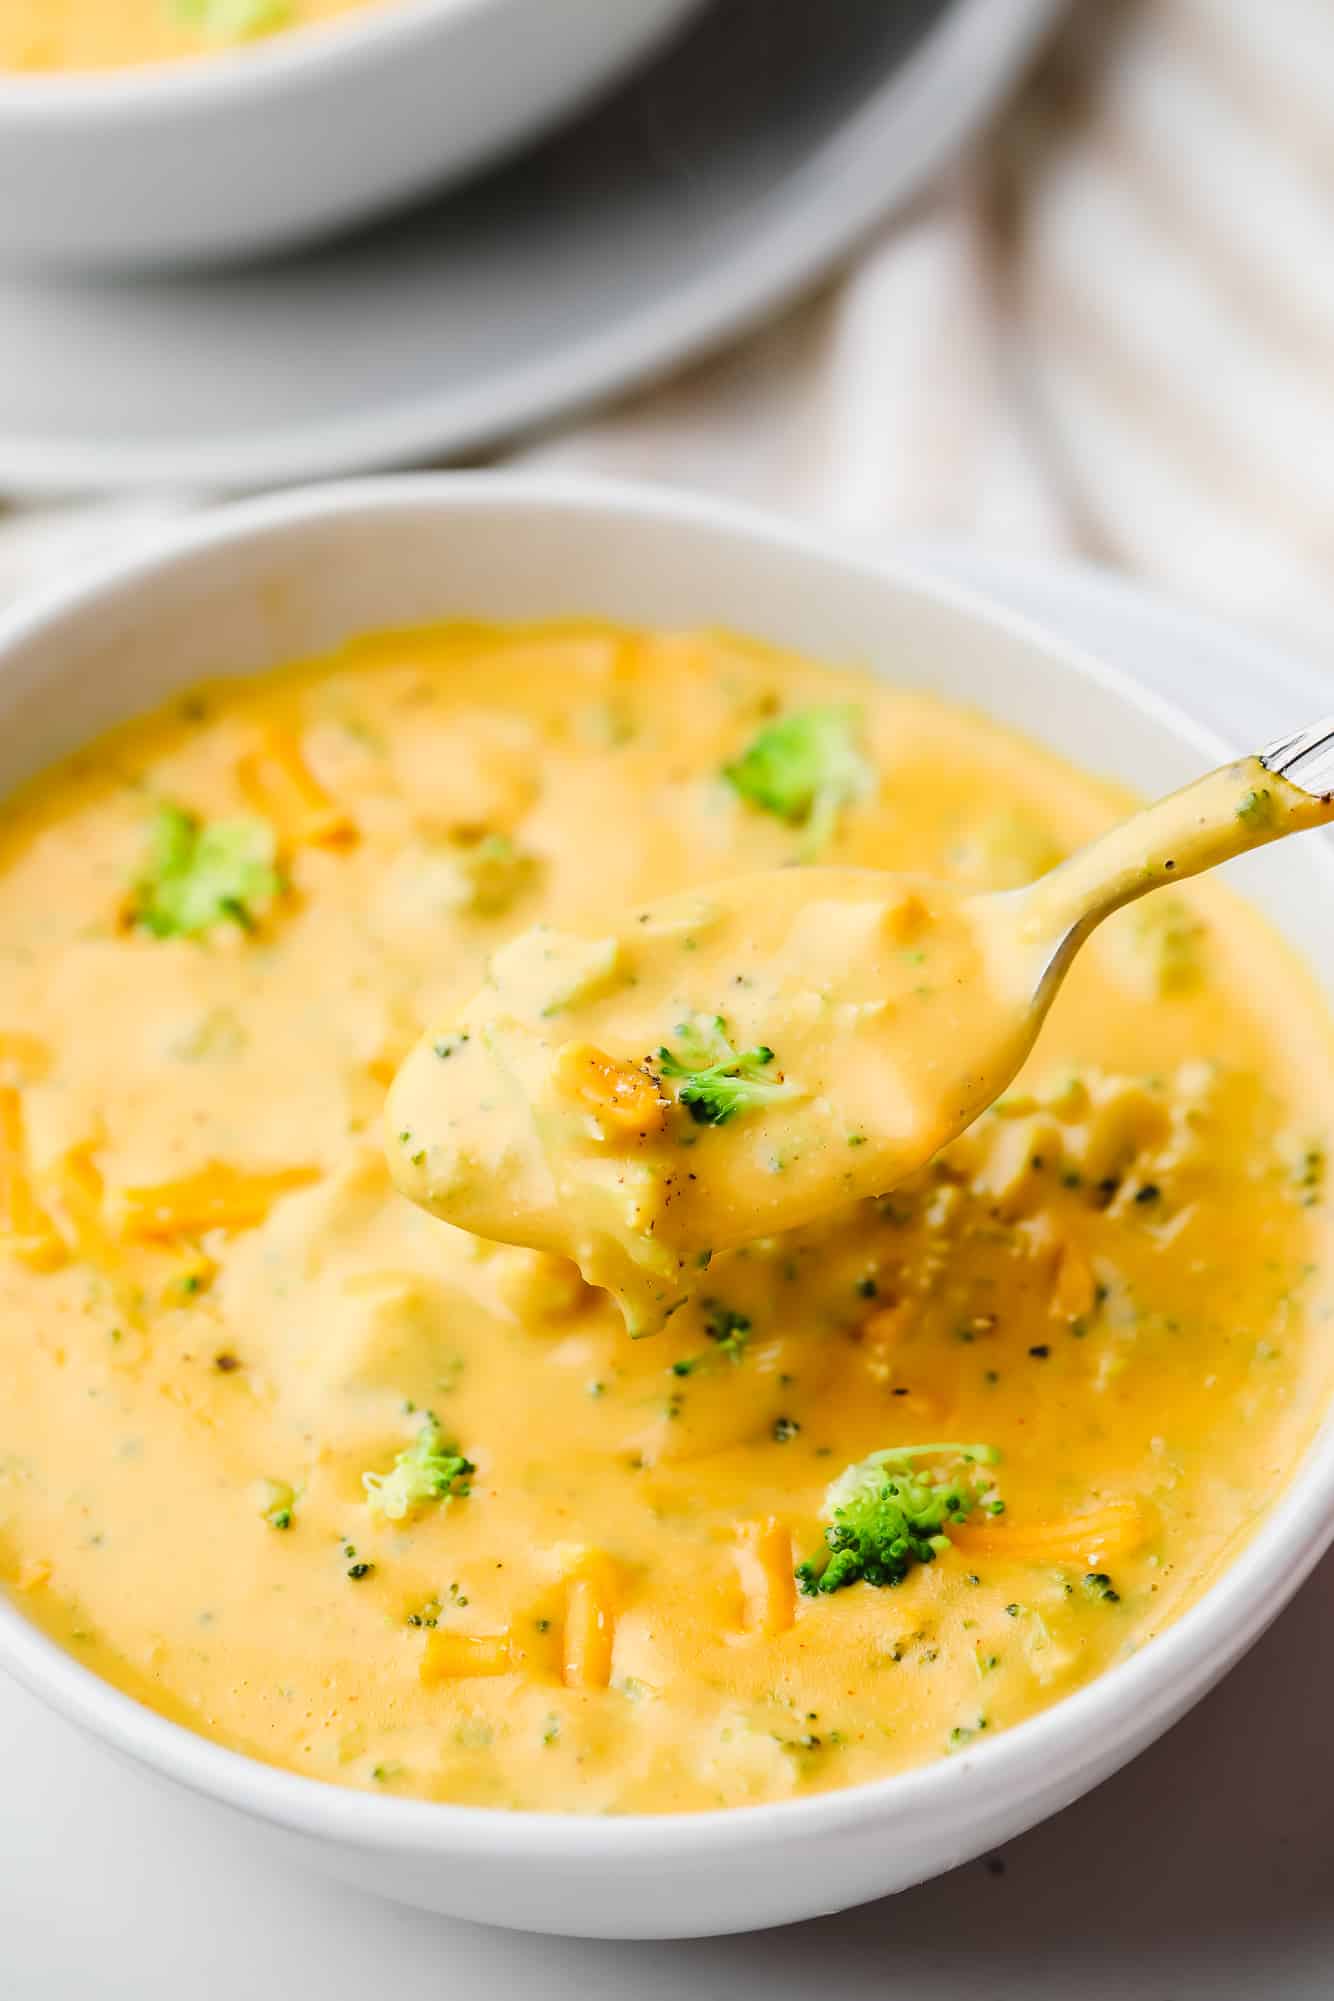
(1018, 728, 1334, 957)
(1261, 716, 1334, 798)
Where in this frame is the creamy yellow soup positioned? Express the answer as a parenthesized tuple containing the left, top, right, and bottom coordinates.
(1, 619, 1332, 1815)
(0, 0, 385, 72)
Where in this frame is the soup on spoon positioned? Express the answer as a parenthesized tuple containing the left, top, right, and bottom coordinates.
(387, 716, 1334, 1333)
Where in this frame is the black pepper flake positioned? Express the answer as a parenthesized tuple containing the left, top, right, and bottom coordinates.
(213, 1352, 241, 1373)
(1134, 1183, 1161, 1205)
(1028, 1344, 1050, 1359)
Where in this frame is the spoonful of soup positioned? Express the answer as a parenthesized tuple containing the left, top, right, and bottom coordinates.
(387, 717, 1334, 1335)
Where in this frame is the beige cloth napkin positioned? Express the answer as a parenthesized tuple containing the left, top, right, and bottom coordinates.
(3, 0, 1332, 655)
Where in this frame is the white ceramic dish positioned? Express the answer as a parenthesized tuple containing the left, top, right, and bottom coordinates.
(1, 476, 1332, 1942)
(0, 0, 700, 270)
(8, 544, 1334, 1994)
(0, 0, 1059, 491)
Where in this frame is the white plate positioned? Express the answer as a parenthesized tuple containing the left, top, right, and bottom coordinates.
(0, 0, 1056, 494)
(3, 547, 1332, 1994)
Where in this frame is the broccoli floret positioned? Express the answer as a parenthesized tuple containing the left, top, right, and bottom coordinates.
(362, 1413, 475, 1523)
(797, 1443, 1001, 1595)
(1236, 786, 1275, 830)
(1285, 1137, 1326, 1207)
(703, 1300, 751, 1359)
(131, 803, 279, 939)
(669, 1299, 752, 1376)
(1111, 893, 1206, 998)
(724, 706, 875, 857)
(441, 833, 538, 918)
(257, 1478, 297, 1530)
(170, 0, 291, 36)
(948, 810, 1062, 890)
(654, 1015, 797, 1126)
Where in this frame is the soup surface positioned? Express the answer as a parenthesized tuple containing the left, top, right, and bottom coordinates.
(1, 619, 1332, 1813)
(0, 0, 385, 71)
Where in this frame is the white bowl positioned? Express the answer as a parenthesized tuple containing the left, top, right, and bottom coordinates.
(1, 475, 1331, 1939)
(0, 0, 702, 270)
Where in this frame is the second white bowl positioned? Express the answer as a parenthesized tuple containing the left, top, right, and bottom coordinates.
(0, 0, 701, 269)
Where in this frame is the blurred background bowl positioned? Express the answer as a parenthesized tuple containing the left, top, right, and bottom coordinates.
(0, 0, 1061, 489)
(0, 0, 704, 270)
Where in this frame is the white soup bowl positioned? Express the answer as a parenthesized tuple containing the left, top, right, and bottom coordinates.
(0, 0, 701, 268)
(0, 475, 1331, 1937)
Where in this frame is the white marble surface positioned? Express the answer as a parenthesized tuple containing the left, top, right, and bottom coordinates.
(3, 551, 1333, 1997)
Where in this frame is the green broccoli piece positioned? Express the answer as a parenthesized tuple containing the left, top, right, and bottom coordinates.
(797, 1443, 1001, 1595)
(170, 0, 292, 36)
(654, 1015, 798, 1126)
(257, 1478, 297, 1531)
(131, 803, 279, 939)
(948, 809, 1063, 890)
(362, 1414, 475, 1524)
(702, 1300, 751, 1359)
(1236, 786, 1275, 830)
(1122, 893, 1206, 997)
(441, 833, 539, 918)
(669, 1299, 752, 1377)
(1287, 1138, 1326, 1207)
(724, 706, 875, 857)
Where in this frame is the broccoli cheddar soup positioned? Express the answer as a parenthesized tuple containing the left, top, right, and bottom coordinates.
(0, 0, 383, 72)
(2, 619, 1332, 1814)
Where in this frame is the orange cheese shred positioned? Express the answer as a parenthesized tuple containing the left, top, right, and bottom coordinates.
(237, 728, 356, 849)
(117, 1162, 319, 1241)
(0, 1087, 66, 1272)
(734, 1517, 796, 1637)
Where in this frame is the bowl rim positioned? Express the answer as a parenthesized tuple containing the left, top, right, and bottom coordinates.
(1, 469, 1332, 1865)
(0, 0, 527, 120)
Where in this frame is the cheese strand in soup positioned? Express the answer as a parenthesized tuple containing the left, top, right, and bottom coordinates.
(387, 752, 1334, 1334)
